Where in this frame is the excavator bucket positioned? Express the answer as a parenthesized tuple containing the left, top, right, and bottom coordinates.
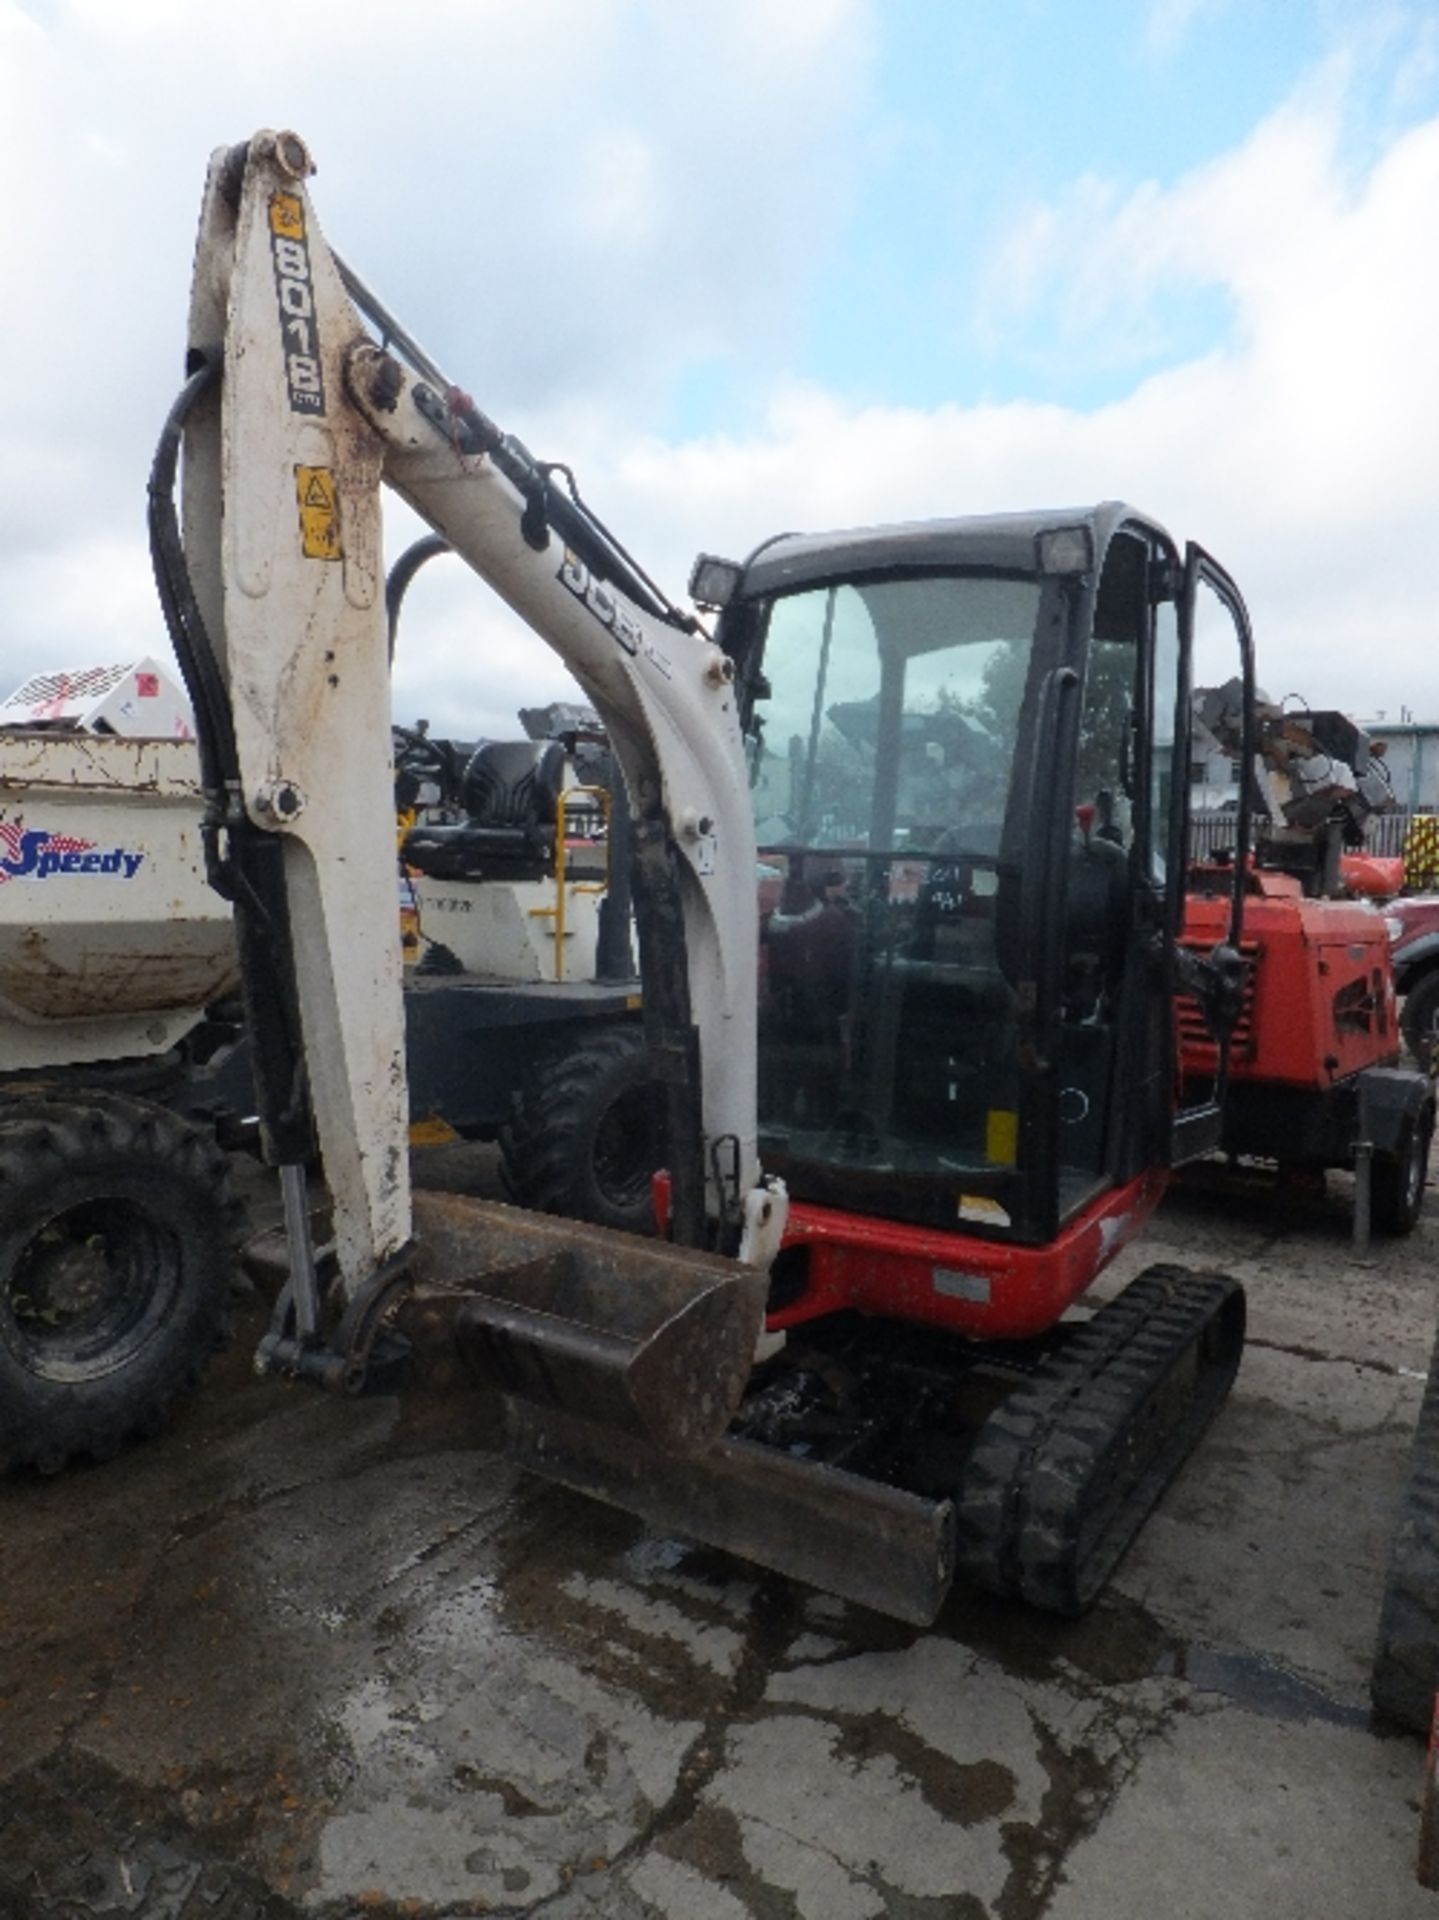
(241, 1190, 768, 1458)
(394, 1198, 955, 1623)
(417, 1189, 962, 1623)
(445, 1242, 766, 1456)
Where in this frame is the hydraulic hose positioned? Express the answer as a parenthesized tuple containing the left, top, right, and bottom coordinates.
(146, 355, 237, 798)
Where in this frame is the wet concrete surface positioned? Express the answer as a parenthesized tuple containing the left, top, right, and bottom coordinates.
(3, 1145, 1437, 1918)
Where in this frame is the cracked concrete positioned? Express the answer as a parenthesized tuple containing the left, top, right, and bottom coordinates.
(2, 1145, 1437, 1918)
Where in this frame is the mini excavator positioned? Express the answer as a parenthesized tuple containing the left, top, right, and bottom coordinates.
(151, 127, 1362, 1626)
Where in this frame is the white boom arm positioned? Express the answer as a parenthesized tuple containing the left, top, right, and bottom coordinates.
(179, 130, 765, 1305)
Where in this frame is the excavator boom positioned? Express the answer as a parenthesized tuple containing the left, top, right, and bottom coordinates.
(163, 128, 781, 1424)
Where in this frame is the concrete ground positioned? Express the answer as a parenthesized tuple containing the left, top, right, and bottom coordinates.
(3, 1145, 1438, 1920)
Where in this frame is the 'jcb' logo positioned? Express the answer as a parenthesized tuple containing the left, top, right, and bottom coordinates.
(559, 551, 642, 655)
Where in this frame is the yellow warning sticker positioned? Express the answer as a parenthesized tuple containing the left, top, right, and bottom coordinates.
(295, 465, 341, 560)
(269, 190, 305, 241)
(985, 1108, 1019, 1166)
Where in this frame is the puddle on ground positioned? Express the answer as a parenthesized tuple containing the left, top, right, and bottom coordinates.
(706, 1544, 1368, 1735)
(1169, 1644, 1369, 1727)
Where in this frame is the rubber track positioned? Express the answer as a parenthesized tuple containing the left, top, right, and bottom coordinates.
(1371, 1313, 1439, 1732)
(955, 1263, 1245, 1615)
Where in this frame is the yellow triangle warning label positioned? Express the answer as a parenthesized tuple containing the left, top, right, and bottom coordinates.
(294, 465, 342, 561)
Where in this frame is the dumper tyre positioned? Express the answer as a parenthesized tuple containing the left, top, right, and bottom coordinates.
(0, 1090, 236, 1473)
(1372, 1108, 1433, 1237)
(500, 1024, 662, 1236)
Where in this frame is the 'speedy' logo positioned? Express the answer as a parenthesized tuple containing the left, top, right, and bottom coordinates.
(0, 824, 145, 883)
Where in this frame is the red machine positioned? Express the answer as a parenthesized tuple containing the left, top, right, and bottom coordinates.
(1185, 875, 1395, 1088)
(1175, 705, 1431, 1236)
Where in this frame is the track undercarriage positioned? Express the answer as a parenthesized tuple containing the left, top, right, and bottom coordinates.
(245, 1191, 1246, 1625)
(486, 1257, 1246, 1624)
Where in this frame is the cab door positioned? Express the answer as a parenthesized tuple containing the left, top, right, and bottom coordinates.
(1166, 544, 1256, 1164)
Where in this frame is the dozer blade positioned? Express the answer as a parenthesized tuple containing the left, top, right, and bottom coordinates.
(503, 1401, 958, 1627)
(405, 1191, 768, 1456)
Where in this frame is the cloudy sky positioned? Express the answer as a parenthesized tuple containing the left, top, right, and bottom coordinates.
(4, 0, 1438, 740)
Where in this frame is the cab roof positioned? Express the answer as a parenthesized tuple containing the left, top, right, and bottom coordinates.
(738, 501, 1162, 601)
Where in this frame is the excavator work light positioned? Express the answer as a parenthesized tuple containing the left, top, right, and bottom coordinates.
(689, 553, 743, 610)
(1036, 525, 1094, 575)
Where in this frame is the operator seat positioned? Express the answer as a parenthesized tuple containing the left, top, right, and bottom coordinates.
(392, 728, 481, 814)
(1063, 829, 1130, 1014)
(402, 738, 568, 883)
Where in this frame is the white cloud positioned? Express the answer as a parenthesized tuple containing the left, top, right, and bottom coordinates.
(0, 0, 869, 726)
(1143, 0, 1229, 61)
(975, 65, 1353, 367)
(596, 70, 1439, 727)
(573, 130, 665, 247)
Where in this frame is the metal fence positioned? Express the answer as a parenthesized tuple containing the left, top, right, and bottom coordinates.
(1189, 808, 1429, 864)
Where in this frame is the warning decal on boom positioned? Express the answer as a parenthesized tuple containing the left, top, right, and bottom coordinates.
(295, 465, 342, 560)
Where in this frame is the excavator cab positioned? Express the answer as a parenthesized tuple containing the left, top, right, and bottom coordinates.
(707, 505, 1255, 1301)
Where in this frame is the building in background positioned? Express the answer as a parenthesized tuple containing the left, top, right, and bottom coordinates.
(1360, 713, 1439, 812)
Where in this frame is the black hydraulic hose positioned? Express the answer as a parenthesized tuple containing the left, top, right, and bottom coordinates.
(147, 356, 238, 798)
(333, 248, 693, 635)
(146, 356, 315, 1166)
(385, 533, 452, 661)
(526, 456, 691, 633)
